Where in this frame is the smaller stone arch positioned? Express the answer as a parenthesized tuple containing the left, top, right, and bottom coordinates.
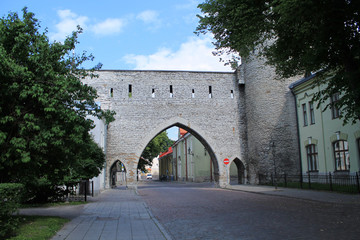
(229, 158, 246, 184)
(109, 160, 127, 188)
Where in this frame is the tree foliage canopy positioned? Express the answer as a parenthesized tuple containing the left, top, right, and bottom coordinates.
(0, 8, 115, 196)
(139, 131, 174, 171)
(196, 0, 360, 123)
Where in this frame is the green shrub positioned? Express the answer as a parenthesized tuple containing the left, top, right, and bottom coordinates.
(23, 179, 66, 204)
(0, 183, 24, 239)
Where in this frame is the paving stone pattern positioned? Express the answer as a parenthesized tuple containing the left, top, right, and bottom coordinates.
(138, 182, 360, 240)
(51, 189, 170, 240)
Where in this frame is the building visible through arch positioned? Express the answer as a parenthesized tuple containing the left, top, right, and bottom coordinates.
(158, 126, 219, 183)
(83, 60, 300, 190)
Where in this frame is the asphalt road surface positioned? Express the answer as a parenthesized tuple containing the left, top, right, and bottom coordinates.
(138, 181, 360, 240)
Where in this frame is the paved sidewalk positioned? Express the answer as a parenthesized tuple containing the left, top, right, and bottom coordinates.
(18, 183, 360, 240)
(48, 188, 172, 240)
(226, 184, 360, 204)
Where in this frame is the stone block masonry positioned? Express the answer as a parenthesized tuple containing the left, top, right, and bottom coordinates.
(83, 70, 245, 189)
(83, 66, 300, 188)
(239, 57, 300, 183)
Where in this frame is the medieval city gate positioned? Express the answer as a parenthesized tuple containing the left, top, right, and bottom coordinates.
(83, 70, 246, 189)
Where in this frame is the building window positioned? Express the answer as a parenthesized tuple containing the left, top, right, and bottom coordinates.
(331, 92, 340, 119)
(302, 104, 308, 126)
(170, 85, 173, 98)
(230, 90, 234, 99)
(333, 140, 350, 171)
(306, 144, 318, 172)
(192, 89, 195, 98)
(209, 86, 212, 98)
(309, 102, 315, 124)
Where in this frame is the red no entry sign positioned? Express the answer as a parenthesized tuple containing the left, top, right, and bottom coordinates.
(223, 158, 230, 165)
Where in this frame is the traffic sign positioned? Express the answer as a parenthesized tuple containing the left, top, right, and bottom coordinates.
(223, 158, 230, 165)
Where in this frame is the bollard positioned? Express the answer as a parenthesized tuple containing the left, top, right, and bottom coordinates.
(356, 172, 360, 194)
(329, 172, 333, 192)
(84, 180, 87, 202)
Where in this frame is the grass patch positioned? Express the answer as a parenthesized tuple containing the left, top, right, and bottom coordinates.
(7, 216, 68, 240)
(21, 201, 86, 208)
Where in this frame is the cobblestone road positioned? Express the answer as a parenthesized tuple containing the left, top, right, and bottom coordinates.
(138, 181, 360, 240)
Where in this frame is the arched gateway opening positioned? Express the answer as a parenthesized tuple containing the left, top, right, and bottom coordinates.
(137, 124, 220, 185)
(109, 160, 126, 188)
(108, 117, 227, 188)
(229, 158, 246, 185)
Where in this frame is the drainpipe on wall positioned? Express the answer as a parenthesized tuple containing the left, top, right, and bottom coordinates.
(175, 146, 178, 181)
(185, 138, 188, 181)
(318, 84, 328, 174)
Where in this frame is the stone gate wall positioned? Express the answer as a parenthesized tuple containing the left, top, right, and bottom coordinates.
(83, 70, 246, 188)
(83, 59, 301, 189)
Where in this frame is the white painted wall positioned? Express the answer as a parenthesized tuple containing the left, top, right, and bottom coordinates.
(88, 113, 107, 195)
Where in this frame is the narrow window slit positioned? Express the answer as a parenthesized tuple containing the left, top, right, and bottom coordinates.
(110, 88, 114, 97)
(192, 89, 195, 98)
(209, 86, 212, 98)
(170, 85, 173, 98)
(129, 84, 132, 98)
(230, 90, 234, 98)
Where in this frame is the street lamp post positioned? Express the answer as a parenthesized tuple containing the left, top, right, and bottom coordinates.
(272, 141, 278, 190)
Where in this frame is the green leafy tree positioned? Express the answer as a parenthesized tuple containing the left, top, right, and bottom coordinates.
(0, 8, 115, 201)
(139, 131, 174, 172)
(196, 0, 360, 123)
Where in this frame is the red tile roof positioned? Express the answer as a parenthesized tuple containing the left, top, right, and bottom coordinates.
(159, 147, 173, 158)
(179, 128, 187, 137)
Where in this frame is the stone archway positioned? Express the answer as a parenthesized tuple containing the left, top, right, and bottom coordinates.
(109, 160, 126, 188)
(137, 122, 220, 185)
(83, 70, 245, 190)
(229, 158, 246, 185)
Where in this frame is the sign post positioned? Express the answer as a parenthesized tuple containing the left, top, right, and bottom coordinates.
(224, 158, 230, 185)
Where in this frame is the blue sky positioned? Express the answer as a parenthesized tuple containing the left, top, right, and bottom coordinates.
(0, 0, 234, 140)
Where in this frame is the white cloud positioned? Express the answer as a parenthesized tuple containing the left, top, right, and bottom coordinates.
(136, 10, 161, 30)
(123, 36, 235, 71)
(50, 9, 88, 42)
(50, 10, 126, 41)
(91, 18, 126, 35)
(137, 10, 159, 23)
(57, 9, 76, 19)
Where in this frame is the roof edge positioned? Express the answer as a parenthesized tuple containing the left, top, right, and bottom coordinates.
(289, 73, 317, 90)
